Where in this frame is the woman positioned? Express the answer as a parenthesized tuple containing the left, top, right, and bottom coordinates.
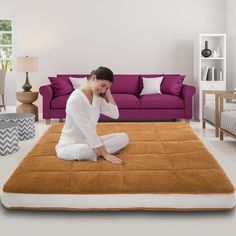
(55, 66, 129, 164)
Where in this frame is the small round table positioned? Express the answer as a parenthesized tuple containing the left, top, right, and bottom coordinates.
(0, 113, 35, 141)
(16, 91, 39, 121)
(0, 121, 19, 156)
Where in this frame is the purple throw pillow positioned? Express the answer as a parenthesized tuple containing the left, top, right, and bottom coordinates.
(49, 77, 74, 97)
(161, 75, 185, 96)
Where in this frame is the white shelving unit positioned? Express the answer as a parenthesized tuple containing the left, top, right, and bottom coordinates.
(193, 34, 226, 121)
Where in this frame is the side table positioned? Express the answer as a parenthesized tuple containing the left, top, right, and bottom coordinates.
(16, 91, 39, 121)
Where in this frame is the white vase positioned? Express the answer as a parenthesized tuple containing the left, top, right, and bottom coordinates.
(212, 50, 218, 58)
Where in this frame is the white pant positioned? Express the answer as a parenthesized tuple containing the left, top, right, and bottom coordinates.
(56, 132, 129, 161)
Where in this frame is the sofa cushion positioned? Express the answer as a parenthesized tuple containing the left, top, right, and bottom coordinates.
(58, 74, 140, 96)
(57, 74, 90, 79)
(69, 77, 88, 89)
(110, 75, 139, 96)
(140, 76, 164, 96)
(112, 94, 140, 109)
(221, 111, 236, 136)
(51, 94, 70, 109)
(51, 94, 140, 109)
(140, 94, 184, 109)
(161, 74, 185, 96)
(49, 77, 74, 97)
(139, 74, 164, 95)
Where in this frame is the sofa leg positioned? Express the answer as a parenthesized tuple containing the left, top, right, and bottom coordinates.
(59, 118, 63, 123)
(202, 120, 206, 129)
(185, 119, 190, 123)
(45, 119, 51, 125)
(220, 130, 224, 140)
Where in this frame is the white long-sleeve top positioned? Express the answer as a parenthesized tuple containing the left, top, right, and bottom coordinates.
(55, 88, 119, 150)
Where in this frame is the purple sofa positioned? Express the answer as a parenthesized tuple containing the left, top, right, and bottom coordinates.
(39, 74, 196, 124)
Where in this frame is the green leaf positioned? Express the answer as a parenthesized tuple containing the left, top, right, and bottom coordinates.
(0, 59, 12, 72)
(0, 20, 12, 31)
(0, 47, 12, 58)
(0, 33, 12, 44)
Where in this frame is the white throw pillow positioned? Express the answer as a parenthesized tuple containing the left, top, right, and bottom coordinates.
(69, 77, 88, 89)
(140, 76, 164, 96)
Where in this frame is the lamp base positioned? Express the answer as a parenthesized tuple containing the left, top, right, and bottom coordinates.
(22, 72, 32, 92)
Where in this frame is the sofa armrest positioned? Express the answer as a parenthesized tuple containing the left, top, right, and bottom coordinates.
(181, 84, 196, 119)
(39, 84, 53, 119)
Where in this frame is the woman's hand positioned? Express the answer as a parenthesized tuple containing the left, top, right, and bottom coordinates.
(94, 146, 123, 164)
(103, 153, 123, 165)
(94, 148, 103, 157)
(103, 87, 117, 106)
(99, 88, 111, 100)
(105, 87, 112, 96)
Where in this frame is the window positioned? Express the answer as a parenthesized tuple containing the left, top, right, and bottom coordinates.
(0, 20, 12, 72)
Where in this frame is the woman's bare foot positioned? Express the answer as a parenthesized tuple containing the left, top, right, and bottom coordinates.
(103, 153, 123, 164)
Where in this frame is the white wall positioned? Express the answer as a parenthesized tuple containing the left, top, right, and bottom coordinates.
(226, 0, 236, 90)
(1, 0, 227, 117)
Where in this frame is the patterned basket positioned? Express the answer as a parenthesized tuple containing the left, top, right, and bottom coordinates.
(0, 113, 35, 141)
(0, 121, 19, 156)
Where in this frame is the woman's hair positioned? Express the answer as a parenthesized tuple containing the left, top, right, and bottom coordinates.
(90, 66, 114, 83)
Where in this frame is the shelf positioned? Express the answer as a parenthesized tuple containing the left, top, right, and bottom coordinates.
(201, 57, 224, 60)
(200, 34, 226, 37)
(201, 80, 225, 82)
(193, 33, 227, 120)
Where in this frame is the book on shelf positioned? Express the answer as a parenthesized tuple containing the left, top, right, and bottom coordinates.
(212, 67, 215, 81)
(202, 67, 223, 81)
(206, 67, 213, 81)
(219, 69, 223, 81)
(215, 68, 223, 81)
(215, 68, 220, 81)
(201, 66, 209, 81)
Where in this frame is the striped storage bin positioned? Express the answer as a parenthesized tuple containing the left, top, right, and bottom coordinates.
(203, 105, 215, 124)
(0, 122, 19, 156)
(203, 105, 236, 125)
(221, 111, 236, 136)
(0, 113, 35, 141)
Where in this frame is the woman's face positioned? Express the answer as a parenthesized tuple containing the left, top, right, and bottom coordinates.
(91, 75, 112, 96)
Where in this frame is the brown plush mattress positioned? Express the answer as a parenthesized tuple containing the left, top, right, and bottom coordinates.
(1, 122, 235, 211)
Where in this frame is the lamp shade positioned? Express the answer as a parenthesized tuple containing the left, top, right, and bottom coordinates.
(16, 56, 38, 72)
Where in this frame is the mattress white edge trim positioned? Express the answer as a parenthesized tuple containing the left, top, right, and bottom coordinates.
(1, 191, 235, 209)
